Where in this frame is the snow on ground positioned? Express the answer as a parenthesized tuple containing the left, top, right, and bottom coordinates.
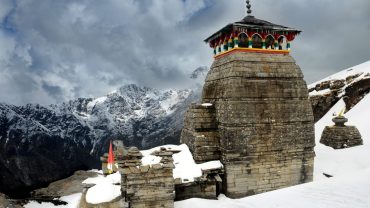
(176, 168, 370, 208)
(82, 172, 121, 205)
(176, 93, 370, 207)
(314, 96, 370, 180)
(141, 144, 223, 183)
(24, 193, 82, 208)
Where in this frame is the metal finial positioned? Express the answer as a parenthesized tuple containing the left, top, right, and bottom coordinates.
(246, 0, 252, 15)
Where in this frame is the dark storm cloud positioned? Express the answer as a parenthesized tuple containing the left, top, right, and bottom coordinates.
(42, 82, 63, 101)
(0, 0, 369, 105)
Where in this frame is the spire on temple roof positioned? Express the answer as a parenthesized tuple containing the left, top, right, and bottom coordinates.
(246, 0, 252, 16)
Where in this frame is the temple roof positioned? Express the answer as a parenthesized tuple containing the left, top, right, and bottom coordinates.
(204, 15, 301, 43)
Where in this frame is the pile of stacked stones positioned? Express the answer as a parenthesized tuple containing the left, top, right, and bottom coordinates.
(320, 115, 363, 149)
(117, 146, 176, 208)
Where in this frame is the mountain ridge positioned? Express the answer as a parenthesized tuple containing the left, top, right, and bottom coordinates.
(0, 83, 201, 197)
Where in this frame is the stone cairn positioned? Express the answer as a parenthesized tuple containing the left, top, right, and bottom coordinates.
(320, 115, 363, 149)
(117, 146, 176, 208)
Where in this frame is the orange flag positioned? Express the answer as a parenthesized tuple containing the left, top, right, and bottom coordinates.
(107, 141, 115, 173)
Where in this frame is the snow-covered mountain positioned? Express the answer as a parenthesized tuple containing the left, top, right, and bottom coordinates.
(0, 84, 201, 197)
(67, 84, 199, 150)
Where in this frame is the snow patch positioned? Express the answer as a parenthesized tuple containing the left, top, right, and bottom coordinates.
(141, 144, 222, 183)
(24, 193, 82, 208)
(83, 172, 121, 204)
(87, 96, 107, 111)
(309, 88, 331, 96)
(201, 103, 213, 107)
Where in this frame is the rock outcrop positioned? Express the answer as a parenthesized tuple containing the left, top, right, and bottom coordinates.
(309, 71, 370, 122)
(0, 193, 22, 208)
(343, 77, 370, 110)
(31, 170, 98, 199)
(310, 89, 340, 122)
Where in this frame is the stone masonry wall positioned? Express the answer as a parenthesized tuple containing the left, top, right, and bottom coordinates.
(180, 104, 220, 163)
(175, 181, 217, 201)
(118, 147, 175, 208)
(200, 52, 315, 198)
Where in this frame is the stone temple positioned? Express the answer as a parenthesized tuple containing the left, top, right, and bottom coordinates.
(181, 2, 315, 198)
(87, 2, 317, 207)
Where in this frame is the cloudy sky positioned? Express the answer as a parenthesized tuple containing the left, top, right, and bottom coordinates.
(0, 0, 369, 105)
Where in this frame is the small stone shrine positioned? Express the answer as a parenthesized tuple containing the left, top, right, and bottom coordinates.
(320, 114, 363, 149)
(181, 0, 315, 198)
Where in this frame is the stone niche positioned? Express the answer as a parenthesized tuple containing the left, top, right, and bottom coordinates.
(174, 165, 223, 201)
(181, 52, 316, 198)
(320, 116, 363, 149)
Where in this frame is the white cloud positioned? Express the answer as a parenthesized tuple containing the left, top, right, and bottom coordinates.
(0, 0, 369, 105)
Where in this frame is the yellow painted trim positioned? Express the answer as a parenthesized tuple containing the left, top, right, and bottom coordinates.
(214, 48, 290, 59)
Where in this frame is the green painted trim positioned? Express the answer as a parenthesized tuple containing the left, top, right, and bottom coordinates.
(287, 42, 291, 49)
(228, 43, 233, 49)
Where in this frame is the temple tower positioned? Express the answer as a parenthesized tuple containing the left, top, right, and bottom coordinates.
(181, 1, 315, 198)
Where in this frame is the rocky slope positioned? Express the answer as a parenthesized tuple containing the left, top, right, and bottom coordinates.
(0, 84, 201, 197)
(309, 61, 370, 122)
